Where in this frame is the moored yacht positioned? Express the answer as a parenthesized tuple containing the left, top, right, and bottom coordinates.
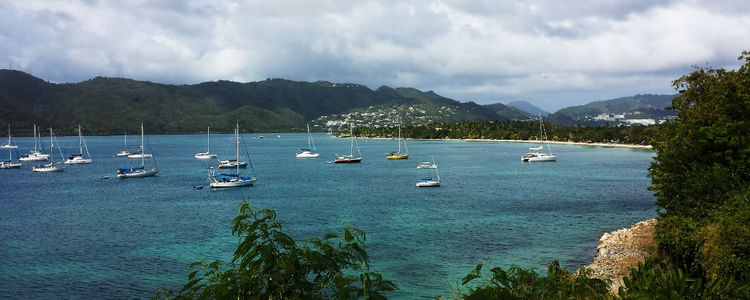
(32, 128, 65, 172)
(19, 125, 49, 162)
(209, 123, 256, 188)
(64, 125, 93, 164)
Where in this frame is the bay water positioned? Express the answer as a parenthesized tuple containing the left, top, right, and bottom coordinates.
(0, 133, 655, 298)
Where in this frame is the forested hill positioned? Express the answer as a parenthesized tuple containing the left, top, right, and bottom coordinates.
(0, 70, 515, 135)
(553, 94, 676, 119)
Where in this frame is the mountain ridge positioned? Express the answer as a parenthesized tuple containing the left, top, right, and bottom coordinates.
(0, 70, 521, 135)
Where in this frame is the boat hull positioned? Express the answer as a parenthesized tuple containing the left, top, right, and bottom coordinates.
(194, 153, 218, 159)
(115, 151, 132, 157)
(0, 145, 18, 149)
(19, 153, 49, 162)
(218, 162, 248, 169)
(210, 177, 256, 188)
(334, 157, 362, 163)
(387, 154, 409, 160)
(64, 157, 92, 164)
(416, 180, 440, 187)
(127, 153, 152, 159)
(417, 163, 437, 169)
(0, 162, 22, 169)
(32, 163, 64, 172)
(527, 154, 557, 162)
(117, 168, 158, 178)
(296, 151, 320, 158)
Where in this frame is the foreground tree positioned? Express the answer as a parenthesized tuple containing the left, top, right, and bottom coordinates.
(648, 51, 750, 297)
(155, 200, 396, 299)
(459, 262, 611, 299)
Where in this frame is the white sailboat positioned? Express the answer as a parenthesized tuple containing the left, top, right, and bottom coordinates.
(127, 124, 153, 159)
(194, 126, 218, 159)
(417, 161, 438, 169)
(64, 125, 93, 164)
(209, 123, 256, 188)
(334, 125, 362, 163)
(0, 126, 21, 169)
(1, 124, 18, 149)
(31, 128, 65, 172)
(386, 119, 408, 159)
(117, 123, 158, 178)
(416, 155, 440, 187)
(19, 124, 49, 162)
(521, 114, 557, 162)
(114, 132, 132, 157)
(296, 123, 319, 158)
(0, 148, 22, 169)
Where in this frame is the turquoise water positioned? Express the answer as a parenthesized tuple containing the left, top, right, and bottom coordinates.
(0, 133, 656, 298)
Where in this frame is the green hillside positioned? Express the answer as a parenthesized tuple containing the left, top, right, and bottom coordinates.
(482, 103, 532, 120)
(0, 70, 511, 135)
(554, 94, 676, 119)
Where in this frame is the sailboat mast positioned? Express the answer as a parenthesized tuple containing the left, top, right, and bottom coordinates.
(78, 125, 83, 154)
(398, 123, 402, 153)
(124, 132, 127, 151)
(33, 124, 37, 152)
(306, 124, 312, 150)
(141, 123, 145, 167)
(49, 127, 53, 161)
(538, 115, 543, 145)
(235, 124, 240, 175)
(207, 126, 211, 153)
(350, 125, 354, 156)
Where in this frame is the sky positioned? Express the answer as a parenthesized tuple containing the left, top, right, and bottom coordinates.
(1, 1, 749, 111)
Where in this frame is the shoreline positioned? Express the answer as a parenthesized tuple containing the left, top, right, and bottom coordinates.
(586, 219, 658, 294)
(353, 136, 653, 149)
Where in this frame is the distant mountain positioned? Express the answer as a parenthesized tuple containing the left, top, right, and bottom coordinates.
(506, 100, 549, 115)
(0, 70, 520, 135)
(482, 103, 532, 120)
(554, 94, 675, 119)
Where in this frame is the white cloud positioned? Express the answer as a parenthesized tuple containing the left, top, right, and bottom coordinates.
(0, 0, 748, 110)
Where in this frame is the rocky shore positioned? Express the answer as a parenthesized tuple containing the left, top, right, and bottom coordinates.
(586, 218, 658, 294)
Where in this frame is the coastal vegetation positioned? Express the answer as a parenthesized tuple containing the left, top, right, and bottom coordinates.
(154, 200, 396, 299)
(355, 121, 659, 145)
(647, 51, 750, 298)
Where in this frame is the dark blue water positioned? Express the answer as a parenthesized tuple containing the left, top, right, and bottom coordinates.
(0, 133, 655, 298)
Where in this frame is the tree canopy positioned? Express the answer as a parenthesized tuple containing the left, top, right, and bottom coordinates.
(649, 51, 750, 294)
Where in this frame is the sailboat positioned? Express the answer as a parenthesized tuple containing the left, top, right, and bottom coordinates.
(114, 132, 132, 157)
(296, 123, 319, 158)
(31, 128, 65, 172)
(0, 127, 21, 169)
(416, 155, 440, 187)
(19, 125, 50, 162)
(334, 125, 362, 163)
(386, 119, 408, 159)
(0, 147, 22, 169)
(127, 124, 153, 159)
(64, 125, 93, 164)
(1, 124, 18, 149)
(117, 123, 158, 178)
(194, 126, 218, 159)
(521, 114, 557, 162)
(209, 123, 256, 188)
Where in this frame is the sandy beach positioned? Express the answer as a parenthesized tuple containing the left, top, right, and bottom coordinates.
(352, 136, 653, 149)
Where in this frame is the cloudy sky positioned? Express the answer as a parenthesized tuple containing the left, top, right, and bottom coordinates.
(1, 1, 748, 110)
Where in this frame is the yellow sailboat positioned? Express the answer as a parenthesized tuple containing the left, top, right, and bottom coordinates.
(386, 119, 408, 160)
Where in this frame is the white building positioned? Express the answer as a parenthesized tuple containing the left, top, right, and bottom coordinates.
(624, 119, 656, 126)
